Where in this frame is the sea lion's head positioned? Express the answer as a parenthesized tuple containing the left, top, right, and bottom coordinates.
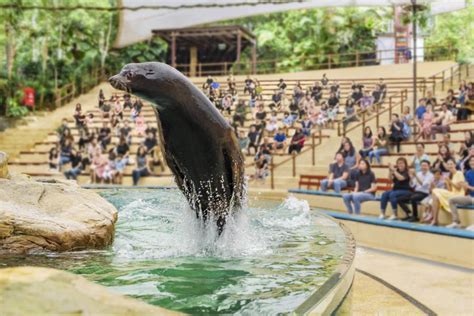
(109, 62, 182, 100)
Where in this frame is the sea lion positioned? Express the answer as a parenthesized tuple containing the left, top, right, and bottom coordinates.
(109, 62, 245, 232)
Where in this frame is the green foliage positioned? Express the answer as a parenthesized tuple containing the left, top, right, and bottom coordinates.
(425, 4, 474, 63)
(6, 93, 29, 118)
(222, 7, 392, 70)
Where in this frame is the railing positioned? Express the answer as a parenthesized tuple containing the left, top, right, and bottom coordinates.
(337, 89, 409, 137)
(54, 66, 101, 108)
(176, 45, 455, 77)
(269, 129, 323, 190)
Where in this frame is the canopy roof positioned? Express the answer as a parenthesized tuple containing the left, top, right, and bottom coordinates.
(114, 0, 466, 48)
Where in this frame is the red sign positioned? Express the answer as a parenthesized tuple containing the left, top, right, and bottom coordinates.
(23, 87, 35, 108)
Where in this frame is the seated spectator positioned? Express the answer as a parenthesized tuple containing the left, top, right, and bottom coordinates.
(446, 157, 474, 228)
(132, 146, 151, 186)
(247, 125, 260, 155)
(340, 141, 359, 187)
(221, 94, 233, 115)
(327, 92, 339, 111)
(97, 121, 112, 150)
(330, 81, 340, 99)
(255, 80, 263, 100)
(321, 73, 329, 87)
(100, 101, 111, 119)
(343, 98, 358, 127)
(48, 147, 59, 171)
(114, 99, 123, 120)
(321, 152, 349, 193)
(359, 127, 374, 159)
(415, 98, 427, 123)
(396, 160, 433, 222)
(90, 150, 107, 184)
(379, 158, 412, 220)
(416, 104, 434, 141)
(57, 119, 71, 142)
(378, 78, 387, 100)
(300, 114, 313, 137)
(401, 106, 413, 140)
(433, 144, 452, 175)
(254, 152, 269, 181)
(431, 158, 466, 226)
(299, 94, 315, 115)
(425, 90, 437, 107)
(460, 145, 474, 173)
(143, 131, 158, 156)
(360, 90, 374, 111)
(271, 90, 282, 109)
(368, 127, 389, 165)
(288, 128, 305, 154)
(73, 103, 86, 130)
(244, 76, 255, 94)
(273, 128, 287, 154)
(311, 81, 323, 102)
(372, 85, 382, 106)
(115, 136, 130, 163)
(411, 143, 430, 172)
(238, 130, 250, 154)
(64, 149, 87, 181)
(277, 78, 287, 94)
(114, 154, 128, 184)
(266, 111, 279, 134)
(102, 150, 117, 183)
(351, 87, 363, 106)
(120, 120, 132, 145)
(123, 93, 132, 110)
(282, 111, 295, 128)
(293, 81, 305, 105)
(131, 98, 143, 120)
(233, 100, 247, 127)
(389, 114, 404, 153)
(254, 103, 267, 122)
(59, 139, 74, 170)
(420, 168, 446, 223)
(135, 114, 146, 136)
(431, 103, 455, 140)
(459, 131, 474, 161)
(457, 83, 474, 121)
(445, 89, 458, 114)
(342, 159, 377, 215)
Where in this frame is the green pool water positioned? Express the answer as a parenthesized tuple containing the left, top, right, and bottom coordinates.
(1, 189, 349, 315)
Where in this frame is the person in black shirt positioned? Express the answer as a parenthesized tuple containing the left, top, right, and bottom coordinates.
(97, 121, 112, 150)
(379, 157, 412, 220)
(277, 78, 287, 93)
(342, 159, 377, 214)
(272, 90, 282, 109)
(389, 114, 404, 153)
(328, 92, 339, 109)
(115, 136, 130, 159)
(311, 81, 323, 102)
(145, 122, 158, 137)
(244, 76, 254, 94)
(143, 131, 158, 156)
(352, 87, 363, 106)
(321, 74, 329, 87)
(372, 85, 382, 105)
(247, 125, 260, 155)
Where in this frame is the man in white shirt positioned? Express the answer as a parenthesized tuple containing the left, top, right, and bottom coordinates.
(396, 160, 434, 222)
(431, 103, 455, 140)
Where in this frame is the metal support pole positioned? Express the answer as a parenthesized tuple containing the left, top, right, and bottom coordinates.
(270, 160, 274, 190)
(171, 32, 177, 69)
(311, 134, 315, 166)
(412, 0, 417, 115)
(292, 152, 296, 177)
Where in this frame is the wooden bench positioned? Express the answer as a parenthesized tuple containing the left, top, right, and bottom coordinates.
(298, 174, 393, 191)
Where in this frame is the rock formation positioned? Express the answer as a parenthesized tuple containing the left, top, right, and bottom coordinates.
(0, 173, 118, 254)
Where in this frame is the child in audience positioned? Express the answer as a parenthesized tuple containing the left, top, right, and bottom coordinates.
(421, 168, 446, 223)
(273, 128, 287, 154)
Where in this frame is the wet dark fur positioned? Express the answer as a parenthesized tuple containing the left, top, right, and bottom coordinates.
(109, 62, 245, 232)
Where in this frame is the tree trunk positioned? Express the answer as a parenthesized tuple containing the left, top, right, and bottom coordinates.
(100, 13, 113, 79)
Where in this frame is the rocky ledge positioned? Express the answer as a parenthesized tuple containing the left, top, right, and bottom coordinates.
(0, 267, 178, 315)
(0, 170, 118, 254)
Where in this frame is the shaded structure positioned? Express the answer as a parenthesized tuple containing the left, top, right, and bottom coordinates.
(153, 25, 257, 76)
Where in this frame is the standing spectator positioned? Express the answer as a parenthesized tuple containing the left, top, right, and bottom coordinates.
(379, 158, 412, 220)
(321, 152, 349, 193)
(132, 146, 152, 186)
(389, 114, 404, 153)
(396, 160, 433, 221)
(342, 159, 377, 215)
(411, 143, 430, 172)
(288, 128, 305, 154)
(447, 157, 474, 228)
(368, 127, 389, 165)
(359, 127, 374, 159)
(431, 159, 466, 226)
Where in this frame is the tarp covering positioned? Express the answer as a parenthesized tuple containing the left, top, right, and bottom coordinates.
(114, 0, 466, 48)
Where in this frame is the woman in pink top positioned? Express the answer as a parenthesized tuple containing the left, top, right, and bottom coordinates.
(135, 114, 146, 137)
(416, 104, 434, 141)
